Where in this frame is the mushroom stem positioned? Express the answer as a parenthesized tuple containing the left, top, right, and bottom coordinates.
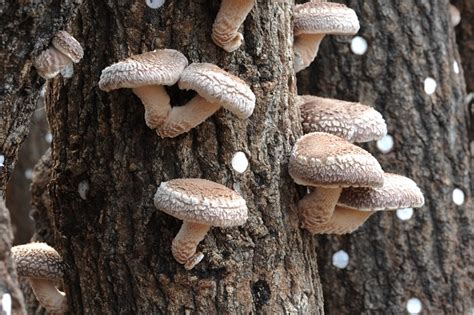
(132, 85, 171, 129)
(299, 186, 341, 233)
(29, 278, 68, 314)
(311, 205, 374, 234)
(172, 221, 210, 269)
(294, 33, 325, 73)
(34, 47, 73, 79)
(157, 95, 221, 138)
(212, 0, 255, 52)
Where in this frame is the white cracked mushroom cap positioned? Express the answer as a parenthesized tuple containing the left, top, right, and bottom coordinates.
(12, 242, 67, 314)
(299, 95, 387, 143)
(178, 63, 256, 119)
(98, 49, 188, 92)
(289, 132, 384, 188)
(154, 178, 248, 227)
(294, 2, 360, 36)
(338, 173, 425, 211)
(11, 242, 64, 280)
(51, 31, 84, 63)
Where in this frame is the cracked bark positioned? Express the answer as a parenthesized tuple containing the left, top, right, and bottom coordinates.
(298, 0, 473, 314)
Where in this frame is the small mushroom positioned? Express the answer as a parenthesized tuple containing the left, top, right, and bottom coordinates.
(99, 49, 188, 129)
(298, 95, 387, 143)
(34, 31, 84, 79)
(154, 178, 248, 269)
(11, 243, 67, 314)
(289, 132, 384, 234)
(211, 0, 255, 52)
(157, 63, 255, 138)
(293, 2, 359, 72)
(315, 173, 424, 234)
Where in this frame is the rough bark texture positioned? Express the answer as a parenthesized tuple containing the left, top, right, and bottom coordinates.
(1, 1, 82, 312)
(453, 0, 473, 92)
(0, 198, 25, 315)
(20, 149, 55, 315)
(44, 0, 324, 313)
(452, 0, 474, 162)
(298, 0, 473, 314)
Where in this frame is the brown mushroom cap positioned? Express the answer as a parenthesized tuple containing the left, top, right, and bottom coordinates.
(51, 31, 84, 63)
(299, 95, 387, 143)
(294, 2, 360, 36)
(338, 173, 425, 211)
(178, 63, 256, 119)
(98, 49, 188, 92)
(11, 243, 64, 280)
(154, 178, 248, 227)
(289, 132, 384, 188)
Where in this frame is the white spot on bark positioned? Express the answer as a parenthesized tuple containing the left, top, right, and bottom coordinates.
(453, 61, 459, 74)
(78, 180, 90, 200)
(332, 250, 349, 269)
(60, 63, 74, 78)
(231, 151, 249, 173)
(40, 83, 48, 97)
(376, 134, 394, 153)
(146, 0, 165, 9)
(45, 132, 53, 143)
(406, 297, 422, 314)
(0, 155, 4, 167)
(350, 36, 368, 55)
(396, 207, 414, 221)
(1, 293, 12, 315)
(424, 77, 437, 95)
(452, 188, 464, 205)
(24, 168, 33, 180)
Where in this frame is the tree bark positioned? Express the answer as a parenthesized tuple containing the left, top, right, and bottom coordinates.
(453, 0, 473, 92)
(44, 0, 324, 313)
(298, 0, 473, 314)
(452, 0, 474, 163)
(0, 199, 25, 315)
(1, 1, 79, 312)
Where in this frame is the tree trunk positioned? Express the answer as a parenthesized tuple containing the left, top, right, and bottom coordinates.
(43, 0, 324, 313)
(453, 0, 474, 162)
(454, 0, 474, 92)
(1, 1, 79, 313)
(297, 0, 473, 314)
(0, 199, 25, 314)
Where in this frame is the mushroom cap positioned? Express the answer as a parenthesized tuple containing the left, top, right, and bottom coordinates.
(299, 95, 387, 143)
(154, 178, 248, 227)
(99, 49, 188, 92)
(178, 63, 256, 119)
(289, 132, 384, 188)
(338, 173, 425, 211)
(294, 2, 360, 36)
(51, 31, 84, 63)
(11, 243, 64, 280)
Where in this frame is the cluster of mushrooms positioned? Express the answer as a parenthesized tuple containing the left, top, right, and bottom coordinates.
(17, 1, 425, 313)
